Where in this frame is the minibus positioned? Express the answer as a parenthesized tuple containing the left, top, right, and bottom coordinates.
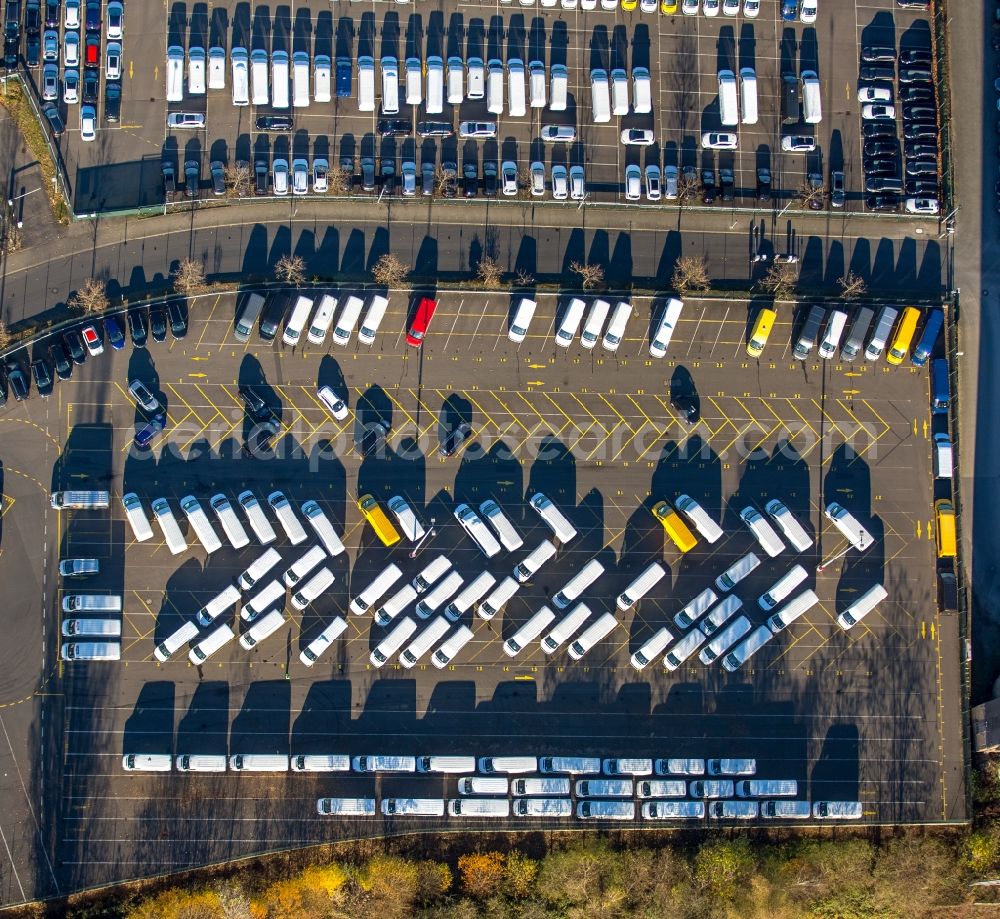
(503, 606, 556, 657)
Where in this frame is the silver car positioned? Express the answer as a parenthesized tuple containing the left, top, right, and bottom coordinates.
(401, 160, 416, 196)
(530, 161, 545, 196)
(569, 165, 585, 200)
(501, 160, 518, 196)
(128, 379, 160, 413)
(42, 63, 59, 101)
(541, 124, 577, 142)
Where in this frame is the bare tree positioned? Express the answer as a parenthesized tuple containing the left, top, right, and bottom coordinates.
(224, 162, 252, 198)
(171, 257, 207, 296)
(67, 277, 110, 314)
(372, 253, 410, 287)
(569, 261, 606, 291)
(837, 270, 868, 301)
(672, 255, 710, 295)
(797, 178, 827, 211)
(327, 164, 349, 195)
(0, 319, 11, 350)
(677, 171, 700, 204)
(274, 254, 306, 285)
(515, 267, 535, 287)
(476, 255, 503, 289)
(760, 261, 798, 299)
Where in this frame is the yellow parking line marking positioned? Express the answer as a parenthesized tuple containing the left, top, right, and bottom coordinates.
(463, 390, 504, 433)
(194, 294, 223, 350)
(386, 391, 420, 433)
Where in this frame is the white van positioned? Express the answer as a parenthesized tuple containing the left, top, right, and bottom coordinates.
(370, 616, 418, 666)
(513, 798, 572, 817)
(675, 495, 723, 543)
(761, 800, 811, 819)
(541, 602, 592, 654)
(154, 620, 199, 662)
(453, 504, 501, 558)
(176, 754, 227, 772)
(655, 758, 705, 776)
(577, 800, 635, 820)
(292, 51, 310, 107)
(508, 296, 537, 343)
(801, 70, 822, 123)
(567, 611, 618, 660)
(432, 623, 474, 667)
(282, 295, 313, 346)
(445, 572, 496, 622)
(553, 560, 604, 609)
(291, 567, 335, 611)
(123, 753, 172, 771)
(314, 54, 331, 103)
(299, 615, 347, 666)
(603, 758, 652, 777)
(353, 754, 416, 772)
(240, 579, 285, 622)
(239, 548, 281, 592)
(813, 800, 863, 820)
(479, 755, 537, 774)
(329, 294, 364, 346)
(539, 756, 602, 774)
(268, 491, 307, 544)
(818, 309, 848, 358)
(555, 297, 586, 347)
(447, 56, 464, 104)
(412, 555, 451, 594)
(643, 800, 705, 820)
(62, 618, 120, 637)
(302, 501, 345, 557)
(358, 294, 389, 345)
(426, 55, 444, 113)
(166, 45, 184, 102)
(449, 798, 510, 817)
(62, 594, 122, 612)
(358, 55, 375, 111)
(764, 499, 813, 552)
(151, 499, 187, 555)
(824, 502, 874, 551)
(231, 47, 249, 105)
(709, 800, 759, 819)
(479, 500, 523, 552)
(740, 506, 786, 558)
(504, 606, 556, 657)
(700, 615, 752, 664)
(458, 776, 509, 794)
(405, 56, 422, 106)
(617, 562, 666, 611)
(580, 298, 611, 349)
(478, 576, 520, 621)
(230, 753, 289, 772)
(239, 608, 286, 649)
(739, 67, 758, 124)
(590, 68, 611, 123)
(179, 496, 222, 554)
(196, 584, 241, 627)
(211, 494, 250, 549)
(122, 492, 154, 542)
(389, 496, 426, 543)
(721, 623, 773, 672)
(549, 63, 568, 111)
(62, 641, 120, 661)
(284, 545, 326, 588)
(611, 68, 628, 116)
(400, 616, 450, 667)
(637, 779, 688, 799)
(630, 626, 673, 670)
(467, 56, 485, 99)
(418, 755, 476, 773)
(381, 56, 399, 113)
(837, 583, 888, 630)
(317, 797, 376, 816)
(271, 50, 290, 109)
(188, 47, 206, 95)
(663, 628, 708, 671)
(528, 492, 577, 543)
(576, 776, 634, 797)
(674, 587, 719, 629)
(699, 595, 744, 638)
(759, 565, 809, 611)
(602, 301, 632, 352)
(351, 563, 403, 615)
(513, 777, 570, 796)
(529, 60, 545, 108)
(251, 49, 268, 105)
(718, 69, 738, 126)
(632, 66, 651, 114)
(291, 754, 350, 772)
(487, 58, 504, 114)
(767, 588, 820, 633)
(237, 491, 277, 546)
(189, 622, 235, 664)
(507, 58, 526, 116)
(736, 779, 798, 798)
(375, 584, 417, 627)
(306, 294, 337, 345)
(382, 798, 445, 817)
(865, 305, 898, 361)
(716, 552, 761, 592)
(513, 539, 557, 583)
(649, 297, 683, 358)
(416, 570, 464, 619)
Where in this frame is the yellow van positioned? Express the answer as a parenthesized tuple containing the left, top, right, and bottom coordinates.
(886, 306, 920, 365)
(934, 499, 956, 559)
(358, 494, 402, 547)
(746, 308, 776, 358)
(652, 500, 698, 553)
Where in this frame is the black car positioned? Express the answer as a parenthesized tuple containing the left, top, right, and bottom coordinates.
(860, 45, 895, 62)
(184, 159, 199, 199)
(899, 67, 932, 84)
(380, 159, 396, 195)
(149, 304, 167, 342)
(127, 309, 147, 347)
(50, 339, 71, 379)
(166, 299, 187, 339)
(865, 194, 898, 212)
(701, 169, 717, 204)
(900, 85, 934, 104)
(237, 384, 272, 422)
(462, 162, 478, 198)
(5, 362, 27, 400)
(904, 122, 938, 141)
(255, 114, 292, 131)
(865, 175, 903, 193)
(82, 67, 98, 103)
(84, 0, 98, 29)
(756, 167, 772, 202)
(63, 328, 85, 363)
(905, 142, 937, 159)
(43, 0, 57, 27)
(864, 140, 897, 157)
(907, 179, 939, 196)
(31, 357, 52, 396)
(416, 121, 453, 137)
(41, 102, 63, 135)
(670, 384, 699, 425)
(24, 28, 37, 65)
(483, 161, 498, 197)
(900, 48, 932, 67)
(863, 121, 896, 140)
(358, 420, 389, 458)
(24, 0, 39, 31)
(905, 158, 937, 176)
(4, 27, 19, 69)
(133, 413, 165, 450)
(254, 159, 268, 195)
(242, 417, 280, 458)
(377, 118, 411, 136)
(904, 105, 936, 122)
(104, 79, 120, 122)
(860, 64, 894, 81)
(439, 421, 471, 457)
(719, 168, 735, 202)
(864, 158, 897, 176)
(161, 160, 176, 199)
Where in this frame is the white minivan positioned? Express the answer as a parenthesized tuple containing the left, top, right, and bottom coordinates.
(649, 297, 683, 358)
(541, 602, 592, 654)
(151, 498, 187, 555)
(370, 616, 418, 667)
(740, 506, 786, 557)
(504, 606, 556, 657)
(508, 296, 537, 343)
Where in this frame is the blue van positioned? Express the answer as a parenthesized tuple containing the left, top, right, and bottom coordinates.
(931, 359, 950, 414)
(336, 57, 352, 97)
(911, 308, 943, 367)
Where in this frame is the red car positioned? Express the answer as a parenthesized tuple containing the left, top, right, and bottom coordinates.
(406, 297, 438, 347)
(85, 33, 99, 66)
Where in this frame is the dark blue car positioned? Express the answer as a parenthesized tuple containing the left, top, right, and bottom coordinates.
(781, 0, 797, 18)
(134, 413, 165, 450)
(105, 315, 126, 350)
(336, 57, 351, 97)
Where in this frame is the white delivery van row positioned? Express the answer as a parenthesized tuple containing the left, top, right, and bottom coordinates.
(541, 602, 592, 654)
(416, 570, 464, 619)
(514, 539, 556, 582)
(400, 615, 450, 667)
(211, 494, 251, 549)
(630, 626, 673, 670)
(291, 566, 335, 611)
(432, 623, 474, 667)
(238, 490, 277, 545)
(758, 565, 809, 611)
(375, 584, 417, 626)
(351, 564, 403, 614)
(269, 491, 307, 543)
(196, 584, 241, 627)
(284, 545, 325, 587)
(445, 572, 496, 622)
(122, 492, 154, 542)
(299, 616, 348, 666)
(479, 576, 520, 620)
(151, 498, 188, 555)
(358, 294, 389, 344)
(617, 562, 666, 611)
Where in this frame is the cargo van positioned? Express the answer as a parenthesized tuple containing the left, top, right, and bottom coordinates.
(581, 298, 611, 349)
(746, 308, 776, 358)
(649, 297, 683, 358)
(540, 602, 591, 654)
(154, 620, 199, 661)
(405, 56, 421, 106)
(230, 753, 289, 772)
(176, 754, 227, 772)
(549, 63, 568, 111)
(528, 492, 577, 543)
(553, 560, 604, 609)
(507, 58, 526, 116)
(764, 499, 812, 552)
(504, 606, 556, 657)
(576, 777, 634, 797)
(674, 495, 723, 543)
(632, 66, 651, 114)
(62, 594, 122, 612)
(818, 309, 848, 359)
(554, 297, 586, 347)
(690, 778, 737, 796)
(801, 70, 822, 124)
(400, 616, 450, 667)
(508, 296, 537, 343)
(52, 490, 111, 510)
(740, 506, 786, 557)
(332, 294, 364, 345)
(739, 67, 758, 124)
(512, 777, 570, 796)
(417, 755, 476, 773)
(761, 799, 811, 818)
(837, 583, 888, 630)
(673, 587, 719, 629)
(813, 800, 863, 820)
(358, 494, 402, 547)
(209, 497, 250, 550)
(238, 547, 281, 592)
(251, 49, 268, 105)
(590, 68, 610, 122)
(351, 563, 403, 615)
(180, 496, 222, 554)
(514, 539, 556, 583)
(662, 628, 708, 671)
(291, 567, 334, 611)
(62, 641, 121, 661)
(864, 305, 898, 361)
(479, 500, 523, 551)
(292, 51, 310, 107)
(637, 779, 687, 798)
(291, 754, 350, 772)
(302, 501, 345, 557)
(458, 776, 509, 794)
(375, 584, 417, 627)
(233, 293, 265, 342)
(447, 56, 464, 104)
(652, 500, 698, 552)
(445, 572, 496, 622)
(196, 584, 241, 627)
(479, 576, 520, 621)
(793, 304, 825, 360)
(577, 800, 635, 820)
(824, 502, 874, 551)
(567, 611, 618, 660)
(887, 306, 920, 365)
(412, 555, 451, 594)
(123, 753, 172, 771)
(699, 595, 743, 638)
(721, 623, 773, 672)
(642, 800, 705, 819)
(935, 499, 957, 559)
(241, 579, 285, 622)
(449, 798, 510, 817)
(166, 45, 185, 102)
(283, 545, 325, 588)
(416, 570, 464, 619)
(602, 300, 632, 352)
(62, 618, 120, 637)
(841, 306, 874, 360)
(239, 608, 286, 649)
(736, 779, 797, 798)
(382, 797, 445, 817)
(281, 295, 313, 346)
(370, 616, 417, 666)
(513, 798, 572, 817)
(539, 756, 601, 774)
(656, 758, 705, 776)
(700, 615, 752, 664)
(353, 754, 417, 773)
(630, 626, 673, 670)
(265, 492, 304, 544)
(487, 59, 503, 114)
(299, 615, 347, 666)
(529, 60, 545, 107)
(271, 50, 289, 109)
(758, 565, 808, 611)
(467, 57, 485, 99)
(314, 54, 331, 103)
(316, 797, 376, 816)
(603, 758, 652, 776)
(912, 308, 944, 366)
(358, 55, 375, 111)
(306, 294, 337, 345)
(237, 491, 277, 546)
(932, 358, 950, 413)
(718, 69, 738, 126)
(122, 492, 154, 542)
(151, 498, 187, 555)
(616, 562, 666, 611)
(432, 623, 474, 667)
(709, 800, 759, 819)
(358, 294, 389, 345)
(379, 56, 399, 113)
(611, 68, 628, 116)
(189, 622, 235, 663)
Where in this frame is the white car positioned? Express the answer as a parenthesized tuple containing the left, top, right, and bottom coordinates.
(530, 161, 545, 196)
(63, 68, 79, 104)
(501, 160, 518, 196)
(780, 135, 816, 152)
(317, 385, 349, 420)
(681, 0, 699, 11)
(862, 103, 895, 120)
(292, 158, 308, 195)
(905, 196, 939, 215)
(105, 0, 123, 39)
(570, 165, 585, 200)
(272, 158, 289, 195)
(601, 0, 618, 7)
(703, 0, 720, 14)
(541, 124, 577, 143)
(722, 0, 740, 14)
(64, 0, 80, 28)
(313, 158, 328, 193)
(551, 164, 568, 200)
(640, 0, 658, 11)
(106, 42, 122, 80)
(799, 0, 817, 22)
(743, 0, 759, 15)
(63, 31, 79, 67)
(701, 131, 738, 149)
(624, 164, 641, 201)
(80, 104, 96, 142)
(858, 86, 892, 103)
(644, 164, 661, 201)
(621, 128, 655, 146)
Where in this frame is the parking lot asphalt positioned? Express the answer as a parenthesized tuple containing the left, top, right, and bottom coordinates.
(0, 290, 963, 901)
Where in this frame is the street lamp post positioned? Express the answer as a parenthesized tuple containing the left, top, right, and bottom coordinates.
(816, 544, 854, 574)
(410, 517, 436, 559)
